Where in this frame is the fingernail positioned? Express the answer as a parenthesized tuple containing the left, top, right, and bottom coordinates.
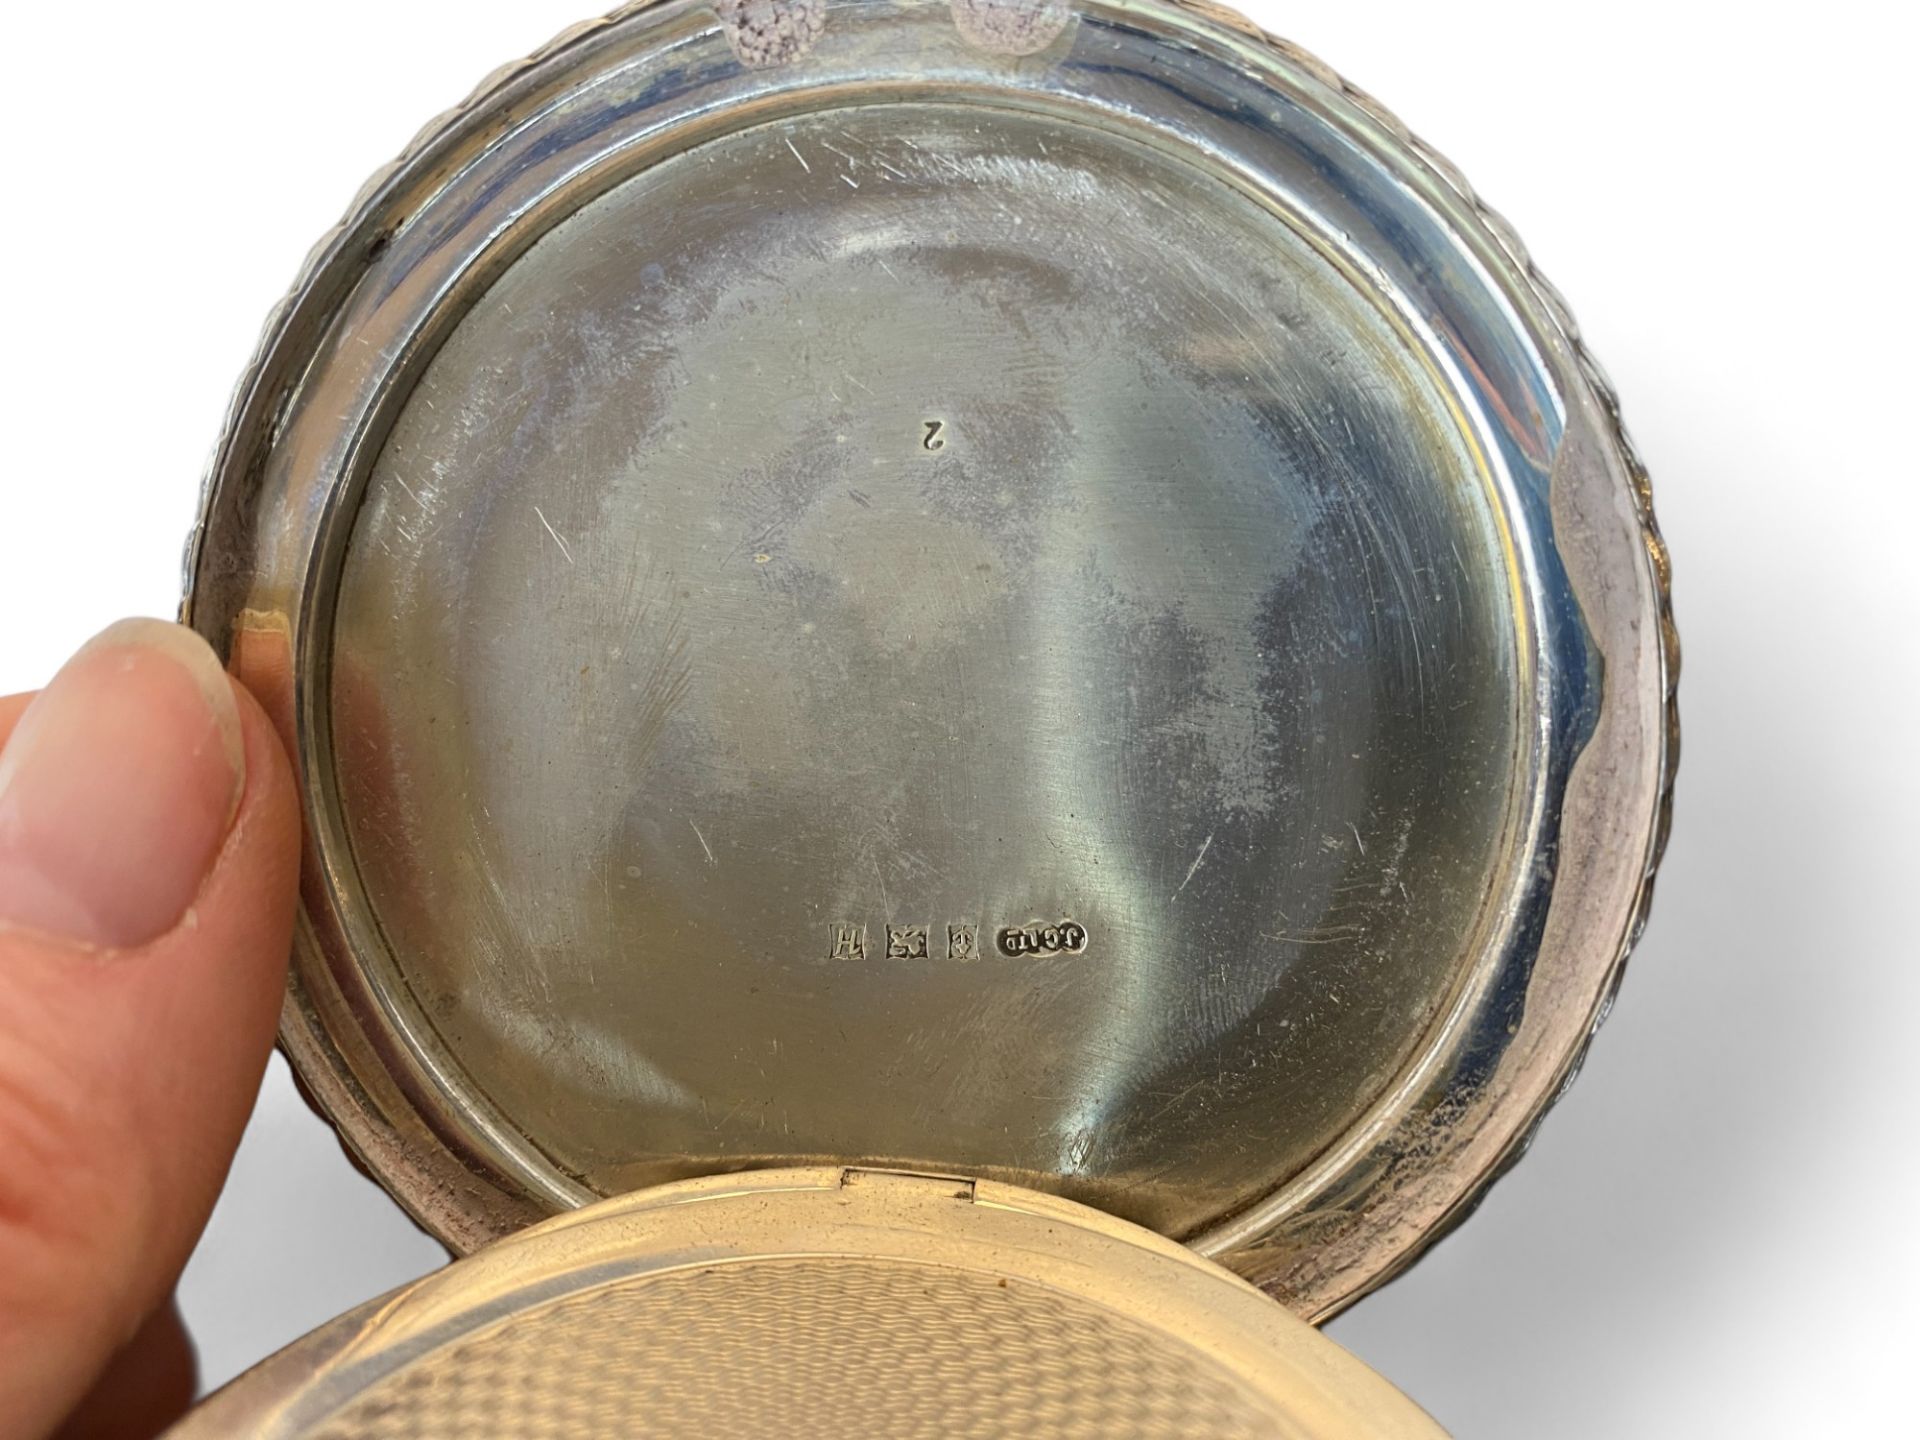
(0, 619, 245, 949)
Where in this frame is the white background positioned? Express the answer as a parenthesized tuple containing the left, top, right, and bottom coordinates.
(2, 2, 1915, 1434)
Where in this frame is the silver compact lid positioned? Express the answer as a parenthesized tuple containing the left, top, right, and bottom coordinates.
(172, 1167, 1449, 1438)
(184, 0, 1674, 1320)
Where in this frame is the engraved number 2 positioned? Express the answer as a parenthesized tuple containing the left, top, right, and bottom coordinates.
(922, 420, 945, 451)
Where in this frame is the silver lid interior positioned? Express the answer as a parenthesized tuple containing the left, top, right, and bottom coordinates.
(185, 0, 1673, 1318)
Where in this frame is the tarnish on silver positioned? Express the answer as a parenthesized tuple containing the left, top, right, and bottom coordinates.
(183, 0, 1675, 1321)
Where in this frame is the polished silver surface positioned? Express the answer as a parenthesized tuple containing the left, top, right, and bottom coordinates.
(184, 0, 1674, 1317)
(335, 97, 1515, 1238)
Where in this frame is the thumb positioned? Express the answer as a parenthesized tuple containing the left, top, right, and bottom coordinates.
(0, 619, 299, 1439)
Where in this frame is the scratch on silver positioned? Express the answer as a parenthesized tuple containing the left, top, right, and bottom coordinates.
(532, 505, 575, 565)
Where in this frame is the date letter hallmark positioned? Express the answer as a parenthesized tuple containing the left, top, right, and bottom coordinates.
(997, 920, 1089, 958)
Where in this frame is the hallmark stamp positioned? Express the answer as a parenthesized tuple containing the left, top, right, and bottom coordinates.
(824, 916, 1085, 961)
(997, 920, 1089, 958)
(886, 923, 930, 960)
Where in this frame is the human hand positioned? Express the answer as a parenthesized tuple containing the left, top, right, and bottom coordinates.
(0, 620, 300, 1439)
